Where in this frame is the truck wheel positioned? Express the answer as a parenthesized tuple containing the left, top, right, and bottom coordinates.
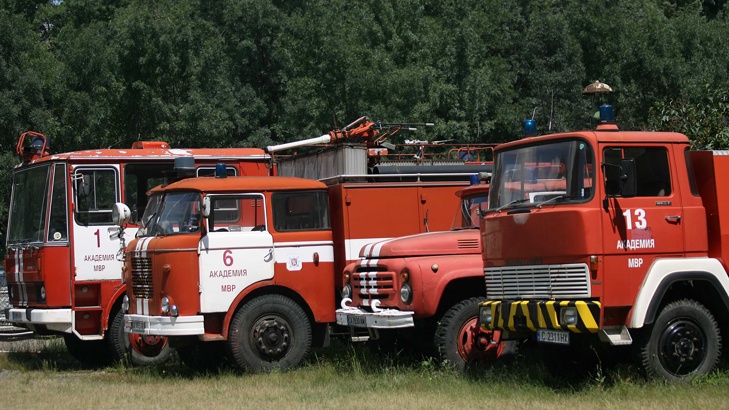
(227, 294, 312, 373)
(435, 297, 517, 371)
(639, 299, 721, 381)
(63, 333, 112, 367)
(108, 308, 172, 366)
(177, 341, 227, 373)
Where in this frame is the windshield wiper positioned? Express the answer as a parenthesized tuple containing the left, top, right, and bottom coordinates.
(535, 195, 578, 209)
(494, 198, 530, 213)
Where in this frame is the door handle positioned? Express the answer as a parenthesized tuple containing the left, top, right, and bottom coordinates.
(665, 215, 682, 223)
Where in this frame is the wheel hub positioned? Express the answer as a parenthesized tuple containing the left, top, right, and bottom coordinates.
(659, 319, 705, 375)
(456, 317, 502, 362)
(253, 318, 290, 358)
(130, 333, 167, 357)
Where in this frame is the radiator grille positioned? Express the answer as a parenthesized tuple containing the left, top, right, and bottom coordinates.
(352, 266, 395, 301)
(485, 263, 590, 299)
(131, 257, 153, 299)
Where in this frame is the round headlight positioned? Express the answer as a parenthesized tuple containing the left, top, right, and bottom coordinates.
(170, 304, 179, 317)
(400, 284, 412, 304)
(40, 286, 46, 302)
(122, 295, 130, 313)
(161, 296, 170, 314)
(342, 284, 352, 300)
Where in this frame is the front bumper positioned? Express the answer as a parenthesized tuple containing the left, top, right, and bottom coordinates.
(335, 306, 414, 329)
(479, 300, 601, 333)
(124, 313, 204, 336)
(5, 307, 73, 333)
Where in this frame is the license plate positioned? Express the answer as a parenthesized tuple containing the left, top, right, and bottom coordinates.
(130, 320, 147, 332)
(537, 329, 570, 345)
(346, 315, 367, 327)
(11, 311, 23, 321)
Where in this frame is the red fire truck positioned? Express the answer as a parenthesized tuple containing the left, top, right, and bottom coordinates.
(3, 132, 271, 365)
(478, 105, 729, 381)
(336, 176, 516, 370)
(120, 119, 495, 371)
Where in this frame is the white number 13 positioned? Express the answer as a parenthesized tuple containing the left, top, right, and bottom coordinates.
(623, 208, 647, 230)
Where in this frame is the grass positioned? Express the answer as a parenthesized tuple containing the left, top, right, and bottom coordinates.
(1, 337, 729, 410)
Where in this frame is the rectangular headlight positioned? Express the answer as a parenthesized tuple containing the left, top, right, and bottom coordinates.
(560, 306, 578, 325)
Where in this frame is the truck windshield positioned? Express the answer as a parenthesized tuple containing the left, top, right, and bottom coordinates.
(488, 139, 594, 211)
(7, 164, 51, 244)
(137, 191, 201, 237)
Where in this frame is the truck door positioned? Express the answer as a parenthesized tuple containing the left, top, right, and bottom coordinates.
(198, 194, 274, 312)
(600, 146, 684, 307)
(72, 166, 133, 281)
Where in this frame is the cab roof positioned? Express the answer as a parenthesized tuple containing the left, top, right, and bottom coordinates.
(152, 176, 327, 194)
(24, 146, 269, 165)
(495, 128, 690, 152)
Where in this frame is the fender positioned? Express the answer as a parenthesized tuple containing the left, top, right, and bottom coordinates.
(629, 257, 729, 328)
(420, 255, 484, 316)
(103, 283, 128, 331)
(220, 281, 315, 339)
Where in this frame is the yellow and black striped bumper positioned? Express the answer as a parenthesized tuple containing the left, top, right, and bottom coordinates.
(479, 300, 601, 333)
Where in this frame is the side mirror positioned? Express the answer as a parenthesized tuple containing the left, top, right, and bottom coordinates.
(202, 196, 211, 218)
(619, 158, 637, 198)
(74, 174, 91, 198)
(602, 159, 637, 198)
(112, 203, 132, 227)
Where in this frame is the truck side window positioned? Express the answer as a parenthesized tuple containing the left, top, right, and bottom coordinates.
(74, 168, 118, 225)
(48, 164, 68, 241)
(272, 191, 331, 232)
(209, 195, 265, 232)
(124, 163, 173, 224)
(603, 147, 671, 197)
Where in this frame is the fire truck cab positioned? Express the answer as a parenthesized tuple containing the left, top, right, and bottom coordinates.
(336, 176, 517, 370)
(4, 132, 271, 365)
(478, 106, 729, 381)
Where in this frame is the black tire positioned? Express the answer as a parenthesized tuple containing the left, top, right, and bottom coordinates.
(434, 297, 518, 371)
(226, 294, 311, 372)
(177, 341, 228, 373)
(639, 299, 721, 381)
(108, 308, 173, 366)
(63, 333, 113, 367)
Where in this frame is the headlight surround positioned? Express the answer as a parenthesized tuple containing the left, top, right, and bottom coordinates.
(342, 284, 352, 300)
(479, 306, 492, 326)
(400, 284, 413, 304)
(122, 295, 130, 313)
(161, 296, 170, 314)
(560, 306, 578, 326)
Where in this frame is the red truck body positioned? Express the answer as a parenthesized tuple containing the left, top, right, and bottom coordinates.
(478, 110, 729, 381)
(4, 132, 271, 365)
(336, 180, 515, 369)
(121, 173, 478, 371)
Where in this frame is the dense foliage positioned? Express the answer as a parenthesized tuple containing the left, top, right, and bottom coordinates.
(0, 0, 728, 244)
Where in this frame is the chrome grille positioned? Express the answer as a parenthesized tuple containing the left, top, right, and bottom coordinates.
(352, 266, 394, 300)
(485, 263, 590, 299)
(131, 257, 153, 299)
